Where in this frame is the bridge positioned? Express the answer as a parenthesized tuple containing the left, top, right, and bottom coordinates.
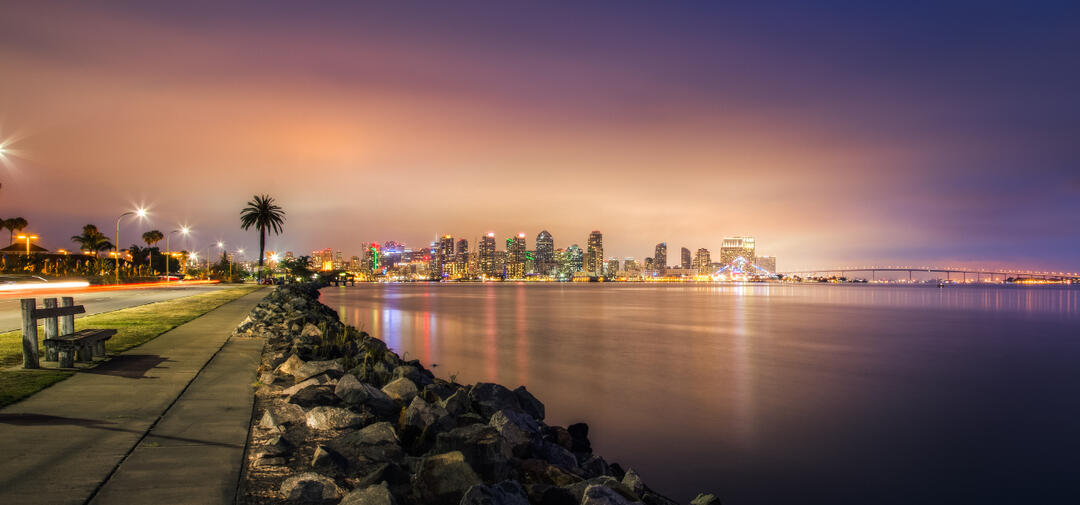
(778, 267, 1080, 282)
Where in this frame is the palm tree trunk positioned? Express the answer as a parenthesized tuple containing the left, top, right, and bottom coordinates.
(258, 229, 265, 268)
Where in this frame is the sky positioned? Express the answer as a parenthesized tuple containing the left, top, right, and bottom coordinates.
(0, 1, 1078, 271)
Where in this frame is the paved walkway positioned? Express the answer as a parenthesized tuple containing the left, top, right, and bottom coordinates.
(0, 287, 268, 505)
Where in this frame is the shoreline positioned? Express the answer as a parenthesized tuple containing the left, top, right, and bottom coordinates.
(235, 283, 720, 505)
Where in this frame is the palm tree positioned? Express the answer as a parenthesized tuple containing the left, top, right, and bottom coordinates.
(71, 224, 114, 257)
(3, 217, 27, 244)
(142, 230, 163, 273)
(240, 194, 285, 269)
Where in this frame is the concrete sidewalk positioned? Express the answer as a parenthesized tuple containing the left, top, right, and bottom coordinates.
(0, 287, 268, 505)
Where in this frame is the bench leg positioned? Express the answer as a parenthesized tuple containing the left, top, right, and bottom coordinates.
(58, 348, 74, 368)
(44, 341, 58, 362)
(76, 343, 93, 362)
(94, 340, 106, 357)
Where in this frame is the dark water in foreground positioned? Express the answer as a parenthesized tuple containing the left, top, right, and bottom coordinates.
(320, 284, 1080, 504)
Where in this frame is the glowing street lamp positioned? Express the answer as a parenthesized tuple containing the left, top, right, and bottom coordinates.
(115, 207, 148, 285)
(165, 227, 190, 282)
(16, 234, 38, 255)
(203, 241, 224, 279)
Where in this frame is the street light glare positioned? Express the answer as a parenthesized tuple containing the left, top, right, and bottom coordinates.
(180, 227, 190, 234)
(135, 208, 147, 217)
(217, 242, 224, 247)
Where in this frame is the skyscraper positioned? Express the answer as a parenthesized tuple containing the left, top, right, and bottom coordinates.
(506, 233, 527, 279)
(654, 242, 667, 273)
(438, 234, 455, 277)
(567, 244, 584, 274)
(694, 248, 711, 274)
(535, 230, 554, 275)
(455, 238, 469, 278)
(479, 232, 497, 278)
(681, 247, 692, 269)
(756, 255, 777, 273)
(720, 237, 756, 265)
(586, 231, 603, 276)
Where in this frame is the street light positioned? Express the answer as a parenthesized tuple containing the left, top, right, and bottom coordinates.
(203, 241, 224, 279)
(115, 208, 148, 285)
(165, 227, 190, 282)
(16, 234, 38, 255)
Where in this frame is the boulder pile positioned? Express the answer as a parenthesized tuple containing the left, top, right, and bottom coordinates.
(238, 284, 720, 505)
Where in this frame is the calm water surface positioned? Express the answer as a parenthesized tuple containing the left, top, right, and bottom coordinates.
(319, 284, 1080, 504)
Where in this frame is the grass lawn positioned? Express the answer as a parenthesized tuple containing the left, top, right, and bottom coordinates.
(0, 285, 263, 407)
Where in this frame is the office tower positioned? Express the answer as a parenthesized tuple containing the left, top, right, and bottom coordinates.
(694, 248, 711, 274)
(567, 244, 584, 274)
(756, 255, 777, 273)
(586, 231, 603, 276)
(506, 233, 527, 279)
(455, 238, 469, 278)
(606, 258, 619, 277)
(720, 237, 756, 265)
(644, 257, 654, 272)
(535, 230, 554, 275)
(654, 242, 667, 273)
(437, 235, 455, 277)
(681, 247, 692, 269)
(479, 232, 497, 278)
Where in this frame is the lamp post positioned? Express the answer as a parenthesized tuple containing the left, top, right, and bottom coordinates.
(205, 241, 224, 279)
(165, 227, 190, 283)
(115, 208, 147, 285)
(16, 234, 38, 255)
(233, 248, 244, 279)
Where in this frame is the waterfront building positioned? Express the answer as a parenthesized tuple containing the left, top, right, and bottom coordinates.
(606, 258, 620, 277)
(567, 244, 584, 274)
(756, 255, 777, 273)
(644, 257, 654, 273)
(586, 231, 603, 276)
(479, 232, 497, 278)
(694, 248, 711, 274)
(506, 233, 527, 279)
(348, 255, 360, 271)
(455, 238, 469, 278)
(535, 230, 554, 275)
(654, 243, 667, 273)
(720, 236, 756, 264)
(681, 247, 692, 269)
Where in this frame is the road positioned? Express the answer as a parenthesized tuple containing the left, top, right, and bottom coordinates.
(0, 285, 231, 332)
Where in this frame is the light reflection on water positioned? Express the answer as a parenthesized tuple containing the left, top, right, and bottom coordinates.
(322, 284, 1080, 504)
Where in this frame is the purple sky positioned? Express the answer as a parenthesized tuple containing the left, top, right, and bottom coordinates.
(1, 1, 1078, 271)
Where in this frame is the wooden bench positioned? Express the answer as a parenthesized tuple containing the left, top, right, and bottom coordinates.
(20, 297, 117, 369)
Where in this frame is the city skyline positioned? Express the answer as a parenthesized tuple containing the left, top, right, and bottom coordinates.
(1, 2, 1079, 271)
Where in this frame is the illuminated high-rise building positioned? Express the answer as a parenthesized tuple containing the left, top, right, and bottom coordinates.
(479, 232, 497, 278)
(654, 242, 667, 273)
(567, 244, 584, 274)
(694, 248, 711, 274)
(681, 247, 692, 269)
(437, 235, 455, 277)
(455, 238, 469, 278)
(644, 257, 654, 273)
(586, 231, 603, 276)
(606, 258, 619, 277)
(506, 233, 527, 279)
(720, 236, 756, 265)
(535, 230, 554, 275)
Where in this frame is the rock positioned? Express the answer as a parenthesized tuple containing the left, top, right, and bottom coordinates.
(434, 424, 512, 482)
(335, 374, 397, 417)
(294, 359, 345, 382)
(581, 484, 638, 505)
(537, 442, 579, 471)
(579, 454, 611, 477)
(287, 385, 339, 409)
(259, 372, 277, 386)
(513, 386, 545, 421)
(689, 493, 723, 505)
(642, 492, 680, 505)
(260, 410, 285, 432)
(413, 451, 482, 505)
(306, 406, 365, 430)
(542, 426, 572, 450)
(257, 435, 292, 458)
(460, 480, 530, 505)
(568, 422, 592, 453)
(519, 459, 582, 487)
(440, 390, 470, 417)
(381, 377, 418, 404)
(564, 477, 639, 504)
(327, 422, 404, 473)
(279, 472, 342, 504)
(403, 396, 451, 433)
(282, 374, 337, 396)
(276, 354, 306, 377)
(622, 468, 645, 497)
(527, 484, 576, 505)
(489, 409, 539, 456)
(392, 365, 425, 385)
(470, 383, 521, 418)
(340, 482, 397, 505)
(255, 456, 287, 467)
(299, 323, 323, 342)
(422, 381, 459, 403)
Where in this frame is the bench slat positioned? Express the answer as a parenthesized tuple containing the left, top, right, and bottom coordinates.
(44, 329, 117, 343)
(32, 305, 86, 319)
